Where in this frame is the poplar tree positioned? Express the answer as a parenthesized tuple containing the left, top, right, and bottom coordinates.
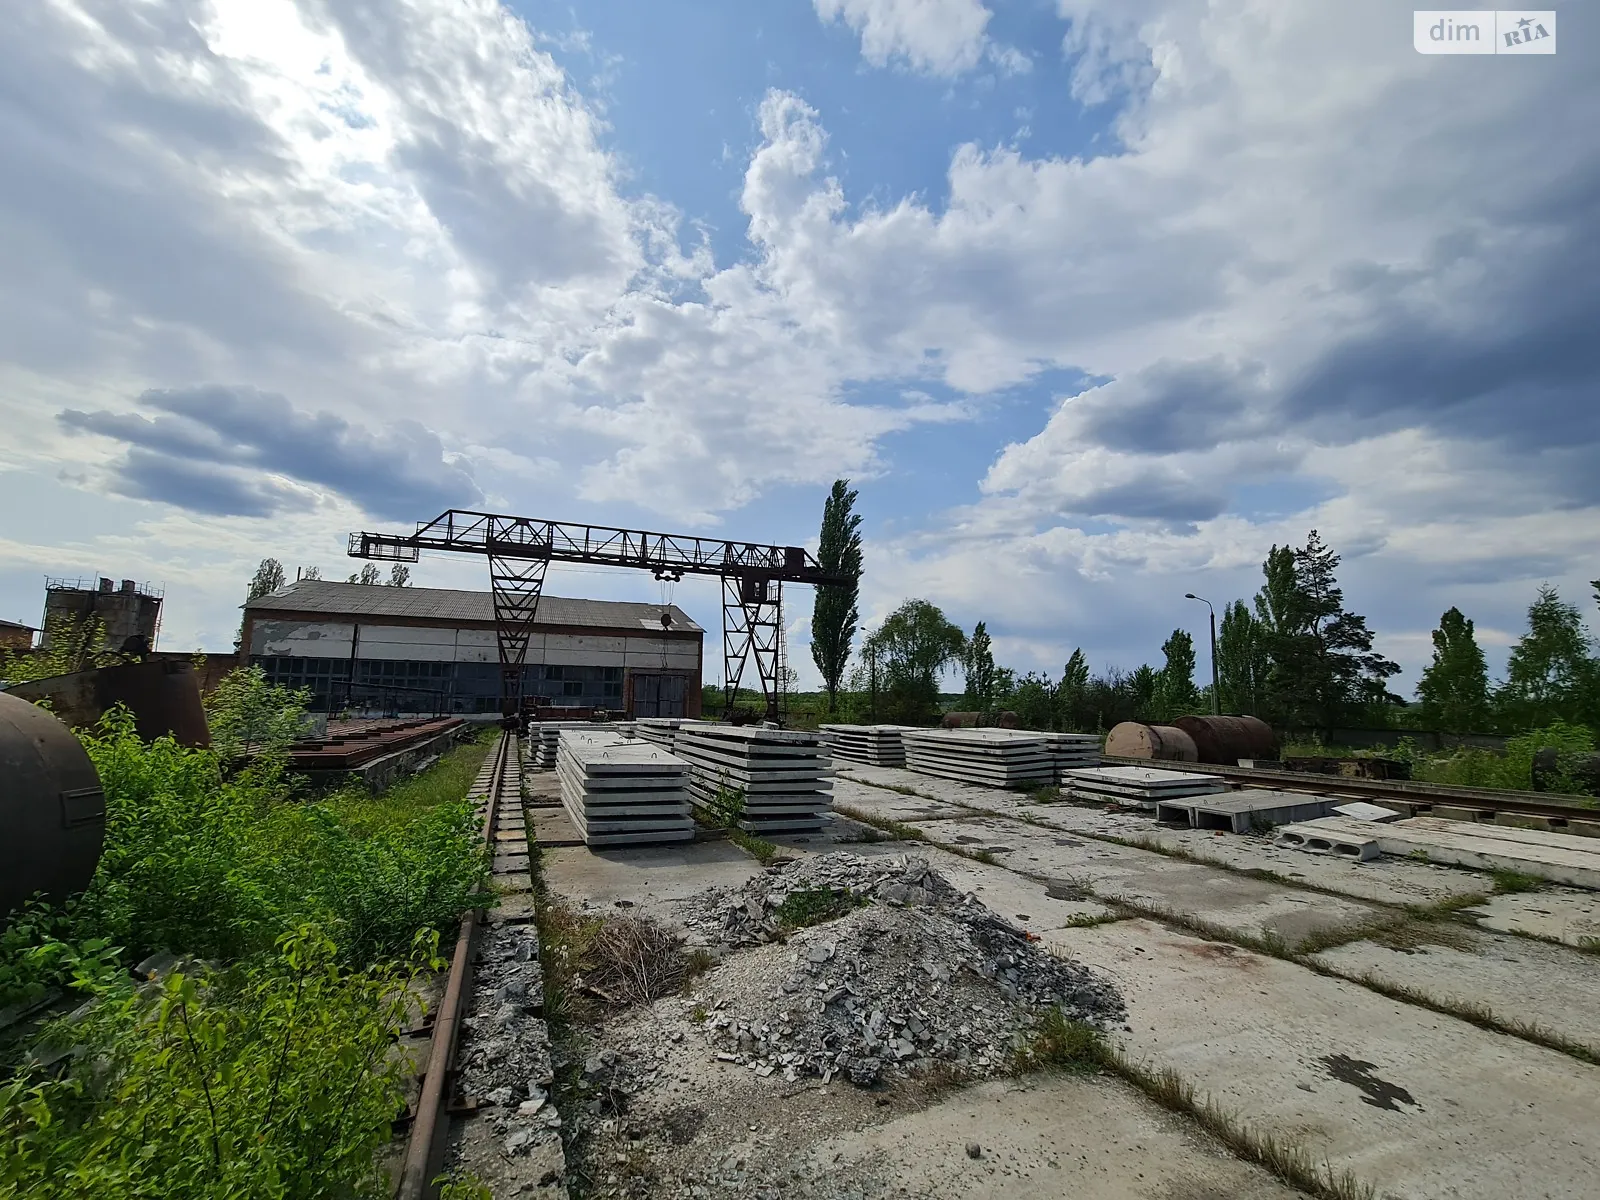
(1216, 600, 1266, 715)
(1415, 607, 1490, 732)
(810, 479, 864, 712)
(963, 621, 998, 710)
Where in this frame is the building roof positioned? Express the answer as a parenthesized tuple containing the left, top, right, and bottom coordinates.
(244, 579, 703, 634)
(0, 618, 35, 632)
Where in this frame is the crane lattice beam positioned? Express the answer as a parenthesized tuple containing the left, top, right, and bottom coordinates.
(348, 509, 848, 722)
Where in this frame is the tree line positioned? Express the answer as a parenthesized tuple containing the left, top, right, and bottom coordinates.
(805, 496, 1599, 737)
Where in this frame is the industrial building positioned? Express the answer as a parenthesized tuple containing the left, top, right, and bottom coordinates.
(43, 576, 163, 652)
(241, 579, 702, 717)
(0, 619, 34, 652)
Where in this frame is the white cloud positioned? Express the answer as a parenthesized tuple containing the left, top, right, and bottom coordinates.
(814, 0, 994, 77)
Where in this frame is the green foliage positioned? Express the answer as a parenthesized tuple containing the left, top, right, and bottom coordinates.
(1253, 530, 1399, 727)
(1011, 1009, 1107, 1075)
(962, 620, 999, 711)
(1001, 670, 1057, 730)
(1154, 628, 1201, 718)
(204, 665, 314, 759)
(864, 599, 966, 724)
(0, 613, 127, 683)
(811, 479, 864, 711)
(238, 558, 287, 650)
(346, 563, 382, 585)
(1, 712, 490, 1007)
(775, 886, 867, 930)
(0, 926, 428, 1199)
(1216, 600, 1266, 715)
(387, 563, 411, 587)
(0, 898, 119, 1012)
(1416, 607, 1491, 733)
(1499, 585, 1595, 729)
(1406, 721, 1595, 794)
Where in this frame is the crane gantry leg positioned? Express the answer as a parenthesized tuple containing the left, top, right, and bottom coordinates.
(722, 574, 784, 723)
(490, 551, 549, 721)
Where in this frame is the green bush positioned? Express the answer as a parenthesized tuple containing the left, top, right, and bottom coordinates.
(1, 710, 490, 1007)
(1410, 721, 1595, 794)
(0, 926, 427, 1199)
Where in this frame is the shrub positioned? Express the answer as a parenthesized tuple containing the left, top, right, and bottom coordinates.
(0, 927, 428, 1199)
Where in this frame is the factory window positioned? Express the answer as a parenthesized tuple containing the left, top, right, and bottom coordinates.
(603, 667, 622, 682)
(545, 665, 565, 682)
(562, 680, 582, 696)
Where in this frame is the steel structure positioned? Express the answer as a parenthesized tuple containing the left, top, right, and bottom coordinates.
(348, 509, 850, 721)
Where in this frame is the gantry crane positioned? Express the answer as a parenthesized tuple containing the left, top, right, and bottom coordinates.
(347, 509, 850, 722)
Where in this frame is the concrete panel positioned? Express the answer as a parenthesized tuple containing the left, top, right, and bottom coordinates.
(548, 650, 627, 668)
(623, 646, 700, 670)
(546, 634, 628, 656)
(360, 624, 459, 647)
(253, 619, 355, 658)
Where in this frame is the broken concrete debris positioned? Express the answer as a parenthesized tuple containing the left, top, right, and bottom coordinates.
(674, 853, 1124, 1087)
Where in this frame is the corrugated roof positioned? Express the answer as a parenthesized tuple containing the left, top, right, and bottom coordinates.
(0, 618, 35, 631)
(244, 579, 703, 633)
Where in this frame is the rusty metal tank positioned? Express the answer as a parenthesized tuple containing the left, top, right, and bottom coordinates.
(1104, 721, 1199, 762)
(0, 691, 106, 916)
(1171, 715, 1278, 765)
(5, 658, 210, 747)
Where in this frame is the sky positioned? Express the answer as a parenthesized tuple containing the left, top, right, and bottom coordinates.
(1, 0, 1596, 696)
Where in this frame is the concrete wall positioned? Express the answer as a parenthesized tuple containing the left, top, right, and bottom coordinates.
(249, 618, 699, 672)
(43, 585, 161, 650)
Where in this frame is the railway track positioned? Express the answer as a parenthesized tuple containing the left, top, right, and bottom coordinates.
(1101, 754, 1600, 832)
(396, 729, 520, 1200)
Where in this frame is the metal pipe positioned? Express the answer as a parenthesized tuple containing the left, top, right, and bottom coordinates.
(1185, 593, 1221, 716)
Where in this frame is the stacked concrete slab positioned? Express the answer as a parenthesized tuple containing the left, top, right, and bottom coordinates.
(1155, 788, 1333, 834)
(1061, 765, 1226, 809)
(901, 729, 1055, 788)
(674, 725, 833, 835)
(1037, 732, 1102, 781)
(556, 730, 693, 847)
(528, 720, 612, 768)
(819, 724, 915, 767)
(634, 717, 682, 751)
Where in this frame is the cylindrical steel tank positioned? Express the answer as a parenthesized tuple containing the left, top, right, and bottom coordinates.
(1171, 715, 1278, 765)
(6, 658, 210, 747)
(1105, 721, 1198, 762)
(0, 691, 106, 917)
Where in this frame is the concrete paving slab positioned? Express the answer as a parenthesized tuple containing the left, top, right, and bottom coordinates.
(1311, 929, 1600, 1056)
(920, 815, 1384, 949)
(832, 777, 986, 823)
(526, 805, 582, 848)
(1466, 887, 1600, 948)
(800, 1073, 1302, 1200)
(1053, 918, 1600, 1200)
(542, 839, 765, 924)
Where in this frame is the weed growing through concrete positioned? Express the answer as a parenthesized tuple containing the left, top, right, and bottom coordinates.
(830, 803, 930, 844)
(727, 828, 778, 865)
(1010, 1010, 1108, 1075)
(1059, 911, 1123, 929)
(1490, 869, 1542, 894)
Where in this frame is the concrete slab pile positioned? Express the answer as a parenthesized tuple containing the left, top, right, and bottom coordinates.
(901, 729, 1054, 789)
(675, 725, 834, 835)
(1036, 731, 1102, 780)
(1061, 765, 1226, 809)
(556, 729, 694, 847)
(1277, 815, 1600, 887)
(632, 718, 682, 751)
(819, 724, 917, 767)
(528, 720, 596, 769)
(1156, 788, 1334, 834)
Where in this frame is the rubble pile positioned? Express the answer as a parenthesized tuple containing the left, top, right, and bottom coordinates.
(677, 854, 1124, 1087)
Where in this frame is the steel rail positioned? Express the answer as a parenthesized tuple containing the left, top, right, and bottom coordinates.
(396, 730, 514, 1200)
(1101, 754, 1600, 826)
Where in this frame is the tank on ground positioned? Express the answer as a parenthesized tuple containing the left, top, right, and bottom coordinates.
(0, 692, 106, 917)
(1105, 722, 1199, 762)
(1171, 715, 1278, 765)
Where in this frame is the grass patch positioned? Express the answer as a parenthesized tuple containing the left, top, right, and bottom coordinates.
(775, 886, 869, 930)
(832, 803, 930, 844)
(1059, 911, 1124, 929)
(1107, 1053, 1376, 1200)
(1491, 869, 1543, 895)
(728, 828, 778, 865)
(1026, 785, 1062, 804)
(1011, 1010, 1108, 1075)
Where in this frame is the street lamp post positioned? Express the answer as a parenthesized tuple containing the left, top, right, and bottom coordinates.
(1184, 593, 1221, 716)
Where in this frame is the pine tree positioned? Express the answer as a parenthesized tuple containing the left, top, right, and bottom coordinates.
(1253, 531, 1398, 727)
(1415, 607, 1490, 733)
(1499, 585, 1592, 728)
(962, 621, 998, 710)
(810, 480, 864, 712)
(1155, 628, 1200, 717)
(1215, 600, 1266, 715)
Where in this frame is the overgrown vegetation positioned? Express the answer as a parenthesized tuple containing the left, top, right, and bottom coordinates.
(0, 613, 132, 683)
(1010, 1009, 1108, 1075)
(0, 926, 437, 1199)
(204, 664, 315, 759)
(775, 886, 868, 930)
